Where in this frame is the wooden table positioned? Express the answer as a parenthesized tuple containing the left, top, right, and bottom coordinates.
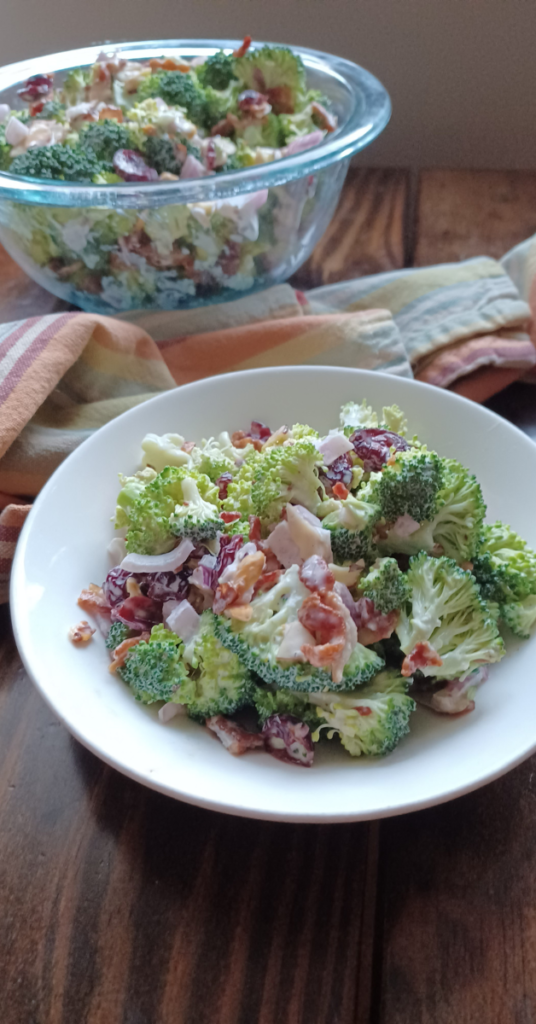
(2, 169, 536, 1024)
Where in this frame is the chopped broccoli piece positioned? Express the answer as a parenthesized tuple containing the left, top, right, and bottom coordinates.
(189, 437, 236, 482)
(253, 685, 319, 727)
(197, 51, 237, 91)
(142, 133, 182, 175)
(178, 611, 254, 720)
(472, 521, 536, 603)
(221, 448, 261, 518)
(169, 476, 220, 543)
(235, 45, 307, 112)
(120, 626, 187, 704)
(125, 466, 218, 555)
(114, 467, 157, 530)
(214, 564, 384, 692)
(105, 621, 134, 650)
(500, 595, 536, 639)
(289, 423, 320, 441)
(236, 112, 285, 148)
(367, 449, 444, 525)
(79, 119, 133, 163)
(61, 67, 91, 105)
(396, 552, 505, 680)
(9, 143, 104, 182)
(250, 438, 322, 523)
(310, 669, 415, 757)
(136, 71, 207, 125)
(0, 124, 12, 171)
(360, 558, 411, 614)
(318, 495, 379, 563)
(340, 399, 379, 430)
(279, 107, 318, 144)
(381, 405, 408, 436)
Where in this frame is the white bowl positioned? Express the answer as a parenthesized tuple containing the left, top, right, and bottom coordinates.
(11, 367, 536, 822)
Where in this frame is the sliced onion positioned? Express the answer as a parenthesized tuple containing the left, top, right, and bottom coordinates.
(158, 702, 187, 723)
(121, 538, 194, 574)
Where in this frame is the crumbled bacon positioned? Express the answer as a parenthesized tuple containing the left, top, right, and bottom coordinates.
(402, 641, 443, 678)
(98, 105, 123, 122)
(206, 715, 264, 756)
(253, 569, 283, 596)
(233, 35, 252, 58)
(248, 515, 262, 542)
(224, 603, 253, 621)
(299, 555, 335, 594)
(69, 620, 96, 644)
(149, 56, 191, 71)
(353, 597, 398, 646)
(265, 84, 294, 114)
(213, 582, 238, 613)
(214, 550, 266, 612)
(109, 632, 150, 673)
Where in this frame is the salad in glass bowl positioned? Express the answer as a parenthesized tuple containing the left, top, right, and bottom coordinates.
(0, 39, 390, 313)
(72, 397, 536, 768)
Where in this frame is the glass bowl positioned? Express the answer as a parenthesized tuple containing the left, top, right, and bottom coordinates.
(0, 40, 390, 313)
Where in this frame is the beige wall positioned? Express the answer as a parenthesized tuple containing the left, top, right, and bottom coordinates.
(3, 0, 536, 168)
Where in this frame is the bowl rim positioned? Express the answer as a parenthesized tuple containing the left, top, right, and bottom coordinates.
(0, 38, 391, 207)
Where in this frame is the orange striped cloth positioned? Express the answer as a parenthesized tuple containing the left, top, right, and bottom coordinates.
(2, 254, 536, 602)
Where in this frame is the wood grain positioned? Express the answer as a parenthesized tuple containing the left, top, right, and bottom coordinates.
(290, 167, 409, 289)
(415, 169, 536, 265)
(0, 608, 377, 1024)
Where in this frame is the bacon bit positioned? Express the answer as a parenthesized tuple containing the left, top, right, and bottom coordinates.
(181, 441, 196, 454)
(209, 114, 240, 138)
(253, 569, 283, 596)
(213, 551, 266, 612)
(386, 452, 397, 467)
(69, 620, 96, 644)
(206, 714, 264, 756)
(401, 640, 443, 678)
(354, 597, 398, 646)
(356, 706, 372, 716)
(78, 583, 111, 613)
(299, 555, 335, 595)
(332, 481, 349, 500)
(29, 100, 45, 116)
(142, 124, 158, 136)
(265, 84, 294, 114)
(220, 510, 241, 524)
(149, 57, 191, 72)
(224, 603, 253, 621)
(298, 592, 345, 645)
(125, 577, 142, 598)
(311, 100, 337, 132)
(460, 561, 474, 572)
(213, 581, 238, 613)
(248, 515, 262, 542)
(233, 35, 252, 58)
(109, 632, 150, 673)
(99, 105, 123, 122)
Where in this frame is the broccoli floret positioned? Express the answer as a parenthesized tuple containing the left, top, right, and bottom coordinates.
(34, 99, 66, 121)
(105, 621, 134, 650)
(253, 685, 319, 727)
(235, 45, 307, 112)
(340, 399, 379, 430)
(236, 112, 285, 148)
(9, 143, 104, 182)
(472, 521, 536, 603)
(114, 467, 158, 530)
(142, 134, 182, 175)
(251, 439, 322, 523)
(289, 424, 319, 441)
(360, 558, 411, 614)
(381, 405, 408, 436)
(189, 437, 236, 482)
(500, 595, 536, 639)
(125, 466, 218, 555)
(279, 107, 318, 144)
(222, 449, 261, 518)
(179, 611, 255, 720)
(318, 495, 379, 563)
(79, 118, 133, 163)
(61, 67, 91, 105)
(0, 124, 12, 171)
(136, 71, 207, 124)
(197, 51, 237, 91)
(214, 564, 384, 692)
(396, 552, 505, 680)
(366, 449, 444, 525)
(169, 476, 220, 543)
(120, 626, 187, 704)
(310, 669, 415, 757)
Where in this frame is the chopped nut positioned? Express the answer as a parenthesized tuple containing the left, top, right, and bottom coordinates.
(69, 620, 96, 644)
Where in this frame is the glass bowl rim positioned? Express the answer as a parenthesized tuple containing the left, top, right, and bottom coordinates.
(0, 38, 391, 208)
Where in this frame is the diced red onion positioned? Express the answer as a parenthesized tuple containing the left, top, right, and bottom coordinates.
(262, 714, 314, 767)
(317, 432, 354, 466)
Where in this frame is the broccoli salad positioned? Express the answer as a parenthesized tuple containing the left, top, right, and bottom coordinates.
(72, 398, 536, 768)
(0, 39, 337, 311)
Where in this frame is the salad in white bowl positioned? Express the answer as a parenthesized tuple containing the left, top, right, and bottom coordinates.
(72, 397, 536, 768)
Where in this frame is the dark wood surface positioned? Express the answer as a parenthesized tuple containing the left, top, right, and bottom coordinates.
(1, 169, 536, 1024)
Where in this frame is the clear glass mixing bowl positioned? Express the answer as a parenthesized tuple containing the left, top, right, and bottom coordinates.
(0, 41, 390, 313)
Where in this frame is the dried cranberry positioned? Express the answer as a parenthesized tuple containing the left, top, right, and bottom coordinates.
(212, 534, 243, 587)
(112, 149, 159, 182)
(111, 595, 163, 630)
(262, 715, 314, 767)
(319, 452, 354, 496)
(238, 89, 269, 113)
(349, 428, 409, 473)
(248, 515, 262, 542)
(216, 472, 233, 500)
(249, 421, 271, 440)
(17, 73, 54, 101)
(220, 511, 241, 524)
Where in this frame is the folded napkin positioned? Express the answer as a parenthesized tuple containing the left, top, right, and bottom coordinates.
(1, 249, 535, 602)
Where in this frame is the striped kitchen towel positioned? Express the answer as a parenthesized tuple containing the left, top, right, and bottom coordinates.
(1, 251, 536, 601)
